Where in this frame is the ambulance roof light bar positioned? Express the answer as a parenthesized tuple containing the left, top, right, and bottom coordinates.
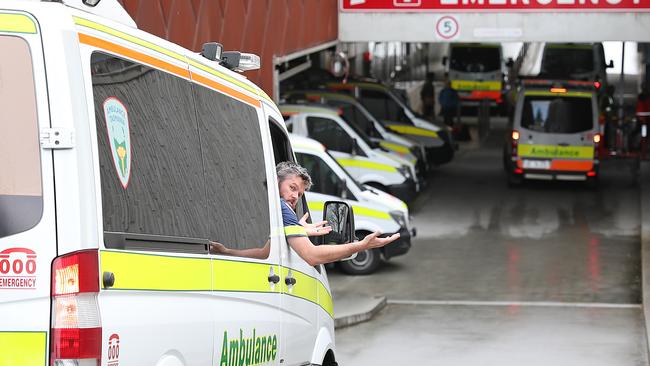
(200, 42, 261, 72)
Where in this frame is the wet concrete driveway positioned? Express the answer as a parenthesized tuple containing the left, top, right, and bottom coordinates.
(330, 123, 646, 365)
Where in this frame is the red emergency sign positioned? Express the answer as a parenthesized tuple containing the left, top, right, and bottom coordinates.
(341, 0, 650, 12)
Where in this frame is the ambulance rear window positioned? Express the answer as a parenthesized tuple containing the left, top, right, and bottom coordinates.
(521, 95, 593, 134)
(0, 36, 43, 239)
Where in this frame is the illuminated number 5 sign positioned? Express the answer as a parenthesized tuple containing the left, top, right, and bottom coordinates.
(436, 15, 459, 40)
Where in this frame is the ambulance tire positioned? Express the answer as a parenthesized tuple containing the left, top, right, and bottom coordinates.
(507, 171, 523, 188)
(339, 231, 382, 275)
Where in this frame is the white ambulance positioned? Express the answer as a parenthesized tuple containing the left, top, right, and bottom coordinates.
(0, 1, 350, 365)
(290, 135, 414, 275)
(280, 104, 419, 202)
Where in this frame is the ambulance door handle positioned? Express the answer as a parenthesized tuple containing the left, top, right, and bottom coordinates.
(268, 274, 280, 284)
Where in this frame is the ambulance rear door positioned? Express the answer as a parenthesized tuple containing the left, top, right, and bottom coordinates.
(0, 10, 56, 365)
(516, 90, 598, 172)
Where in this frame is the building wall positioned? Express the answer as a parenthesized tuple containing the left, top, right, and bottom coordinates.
(119, 0, 338, 95)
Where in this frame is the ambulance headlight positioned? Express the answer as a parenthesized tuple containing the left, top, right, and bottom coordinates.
(389, 210, 407, 229)
(83, 0, 101, 6)
(397, 165, 412, 179)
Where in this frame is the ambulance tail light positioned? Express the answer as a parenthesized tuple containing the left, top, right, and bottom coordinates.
(511, 130, 519, 157)
(593, 133, 602, 159)
(51, 250, 101, 366)
(594, 81, 602, 90)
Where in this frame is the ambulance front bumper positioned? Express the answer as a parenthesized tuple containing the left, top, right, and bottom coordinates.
(382, 226, 412, 260)
(388, 178, 417, 202)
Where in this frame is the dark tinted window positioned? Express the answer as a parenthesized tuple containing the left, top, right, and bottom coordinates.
(92, 52, 270, 255)
(296, 152, 353, 199)
(450, 46, 501, 72)
(0, 36, 42, 239)
(195, 85, 270, 253)
(541, 45, 595, 78)
(359, 89, 411, 125)
(329, 101, 381, 138)
(92, 52, 208, 239)
(521, 95, 594, 134)
(306, 117, 354, 154)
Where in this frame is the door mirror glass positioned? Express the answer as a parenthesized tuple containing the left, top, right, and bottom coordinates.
(321, 201, 355, 245)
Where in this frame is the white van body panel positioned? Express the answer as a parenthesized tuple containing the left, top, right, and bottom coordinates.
(286, 112, 410, 188)
(0, 2, 336, 365)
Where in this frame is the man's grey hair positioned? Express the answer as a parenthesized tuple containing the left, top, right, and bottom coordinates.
(276, 161, 312, 191)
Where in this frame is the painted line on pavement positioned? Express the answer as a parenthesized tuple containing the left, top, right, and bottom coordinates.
(387, 299, 641, 309)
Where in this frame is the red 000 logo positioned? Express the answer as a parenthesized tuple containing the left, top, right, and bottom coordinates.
(0, 248, 37, 275)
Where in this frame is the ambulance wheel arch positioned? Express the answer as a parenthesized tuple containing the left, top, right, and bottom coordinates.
(310, 327, 335, 366)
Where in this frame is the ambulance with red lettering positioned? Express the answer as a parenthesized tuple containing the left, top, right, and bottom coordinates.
(0, 1, 350, 365)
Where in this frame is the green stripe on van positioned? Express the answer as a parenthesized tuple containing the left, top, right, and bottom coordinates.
(518, 144, 594, 159)
(0, 331, 47, 366)
(336, 158, 398, 173)
(0, 13, 37, 34)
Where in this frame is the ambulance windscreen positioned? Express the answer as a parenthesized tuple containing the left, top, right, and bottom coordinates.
(0, 36, 43, 239)
(521, 96, 593, 134)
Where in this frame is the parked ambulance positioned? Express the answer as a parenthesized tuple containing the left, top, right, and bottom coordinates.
(282, 90, 430, 175)
(280, 104, 419, 201)
(0, 1, 349, 365)
(326, 81, 457, 165)
(290, 135, 413, 275)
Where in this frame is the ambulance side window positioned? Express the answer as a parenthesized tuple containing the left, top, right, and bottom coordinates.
(0, 36, 43, 239)
(92, 52, 210, 244)
(306, 117, 354, 154)
(194, 85, 271, 255)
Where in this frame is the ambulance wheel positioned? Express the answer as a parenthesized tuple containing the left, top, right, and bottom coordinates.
(339, 248, 381, 275)
(507, 171, 523, 187)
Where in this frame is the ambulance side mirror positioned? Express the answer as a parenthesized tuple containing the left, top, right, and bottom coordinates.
(606, 60, 614, 69)
(321, 201, 355, 245)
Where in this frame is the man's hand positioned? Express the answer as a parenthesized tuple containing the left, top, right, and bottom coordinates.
(209, 241, 229, 255)
(360, 231, 400, 250)
(299, 212, 333, 237)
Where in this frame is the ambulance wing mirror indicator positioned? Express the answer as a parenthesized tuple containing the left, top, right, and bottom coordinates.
(201, 42, 223, 62)
(322, 201, 355, 246)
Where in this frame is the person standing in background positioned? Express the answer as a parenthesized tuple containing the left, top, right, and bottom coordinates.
(420, 72, 436, 121)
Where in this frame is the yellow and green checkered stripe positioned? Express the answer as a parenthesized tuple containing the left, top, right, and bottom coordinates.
(384, 124, 439, 138)
(524, 91, 592, 98)
(518, 144, 594, 159)
(451, 80, 502, 91)
(0, 13, 37, 34)
(100, 250, 334, 317)
(336, 158, 398, 173)
(379, 141, 410, 154)
(0, 331, 47, 366)
(308, 201, 391, 221)
(72, 16, 272, 104)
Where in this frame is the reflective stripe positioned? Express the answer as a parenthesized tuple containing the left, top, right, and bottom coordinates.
(384, 124, 439, 138)
(518, 144, 594, 159)
(73, 16, 270, 104)
(213, 260, 281, 293)
(99, 250, 334, 318)
(379, 141, 410, 154)
(451, 80, 502, 91)
(100, 251, 212, 291)
(0, 13, 37, 34)
(336, 158, 398, 173)
(518, 159, 594, 172)
(0, 331, 47, 366)
(77, 33, 261, 108)
(284, 225, 307, 237)
(524, 91, 592, 98)
(308, 201, 391, 220)
(279, 106, 338, 116)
